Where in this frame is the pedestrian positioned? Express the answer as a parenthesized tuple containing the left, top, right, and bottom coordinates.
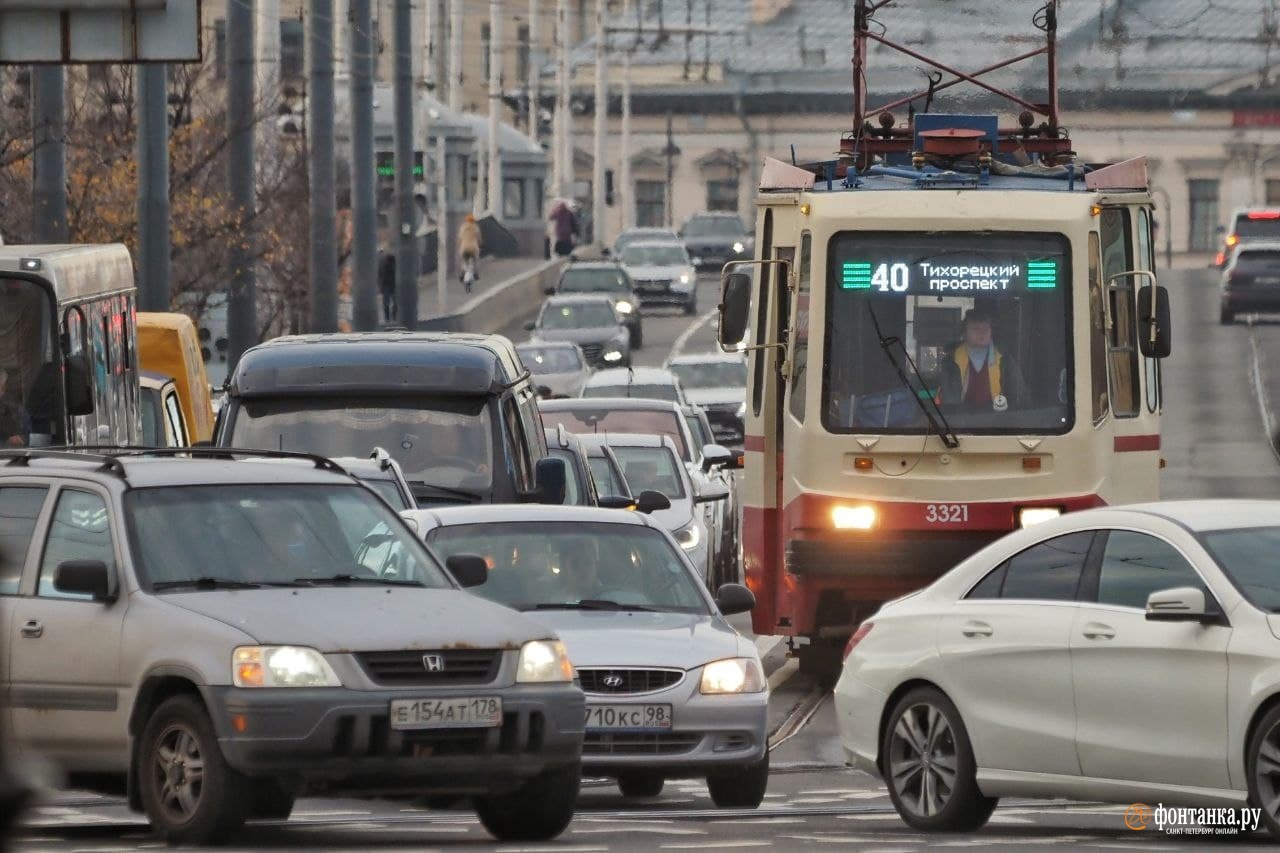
(377, 241, 397, 324)
(458, 213, 482, 290)
(548, 198, 579, 257)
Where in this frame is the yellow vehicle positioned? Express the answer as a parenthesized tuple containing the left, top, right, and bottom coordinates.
(136, 312, 215, 443)
(139, 370, 190, 447)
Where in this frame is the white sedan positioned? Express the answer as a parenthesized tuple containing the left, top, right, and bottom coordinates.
(834, 501, 1280, 838)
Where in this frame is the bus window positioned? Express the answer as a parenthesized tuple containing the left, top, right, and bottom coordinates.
(0, 280, 57, 447)
(823, 231, 1073, 436)
(789, 233, 811, 424)
(1100, 208, 1139, 418)
(1088, 234, 1109, 424)
(751, 209, 774, 418)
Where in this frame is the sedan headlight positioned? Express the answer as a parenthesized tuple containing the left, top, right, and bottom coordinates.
(603, 350, 623, 362)
(233, 646, 341, 688)
(517, 640, 575, 683)
(700, 657, 766, 695)
(733, 241, 745, 254)
(615, 300, 634, 314)
(674, 521, 701, 551)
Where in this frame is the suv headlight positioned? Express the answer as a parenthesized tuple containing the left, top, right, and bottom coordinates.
(517, 640, 575, 683)
(615, 300, 634, 314)
(733, 241, 745, 254)
(603, 349, 624, 362)
(679, 272, 691, 285)
(700, 657, 766, 694)
(674, 522, 701, 551)
(233, 646, 342, 688)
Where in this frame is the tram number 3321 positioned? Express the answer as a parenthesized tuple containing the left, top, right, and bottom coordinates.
(924, 503, 970, 524)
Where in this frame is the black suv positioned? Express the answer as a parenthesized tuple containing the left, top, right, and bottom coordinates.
(547, 260, 644, 349)
(681, 212, 754, 272)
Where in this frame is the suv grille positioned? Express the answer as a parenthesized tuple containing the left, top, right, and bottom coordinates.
(356, 649, 502, 686)
(583, 732, 700, 755)
(634, 278, 669, 293)
(580, 343, 605, 363)
(578, 668, 683, 695)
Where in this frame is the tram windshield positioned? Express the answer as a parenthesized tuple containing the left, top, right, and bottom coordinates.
(0, 280, 57, 447)
(823, 231, 1073, 435)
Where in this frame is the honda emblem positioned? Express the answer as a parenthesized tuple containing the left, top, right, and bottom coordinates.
(422, 654, 445, 673)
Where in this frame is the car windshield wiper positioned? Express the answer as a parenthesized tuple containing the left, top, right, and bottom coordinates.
(865, 302, 961, 449)
(295, 574, 426, 587)
(530, 599, 657, 612)
(153, 577, 264, 591)
(410, 481, 484, 503)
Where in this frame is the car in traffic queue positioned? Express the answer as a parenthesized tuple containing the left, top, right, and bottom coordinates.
(525, 294, 632, 369)
(680, 212, 754, 272)
(834, 500, 1280, 839)
(1215, 207, 1280, 267)
(405, 504, 770, 807)
(612, 227, 679, 257)
(680, 403, 743, 589)
(0, 447, 584, 845)
(139, 371, 190, 448)
(1220, 242, 1280, 324)
(547, 260, 644, 349)
(545, 425, 603, 507)
(581, 366, 689, 406)
(216, 332, 567, 508)
(665, 353, 748, 446)
(516, 341, 593, 399)
(574, 433, 727, 588)
(136, 311, 217, 445)
(617, 241, 700, 315)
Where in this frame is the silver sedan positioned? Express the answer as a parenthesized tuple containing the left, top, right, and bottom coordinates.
(403, 504, 770, 807)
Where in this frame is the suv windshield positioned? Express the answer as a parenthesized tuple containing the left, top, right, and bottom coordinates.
(1234, 250, 1280, 274)
(546, 407, 690, 460)
(427, 522, 707, 613)
(622, 244, 687, 267)
(685, 217, 745, 237)
(519, 346, 584, 373)
(616, 230, 677, 253)
(127, 484, 450, 589)
(230, 395, 494, 490)
(669, 360, 747, 389)
(1234, 214, 1280, 240)
(824, 231, 1073, 435)
(541, 303, 617, 330)
(612, 446, 686, 500)
(558, 268, 629, 293)
(583, 383, 679, 402)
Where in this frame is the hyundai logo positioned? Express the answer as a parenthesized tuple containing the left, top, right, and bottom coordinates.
(423, 654, 445, 673)
(602, 674, 624, 688)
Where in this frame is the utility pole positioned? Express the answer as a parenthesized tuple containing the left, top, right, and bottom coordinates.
(527, 0, 540, 139)
(555, 0, 573, 199)
(620, 6, 632, 231)
(227, 0, 257, 372)
(394, 0, 420, 327)
(256, 0, 280, 190)
(31, 67, 67, 243)
(488, 0, 503, 216)
(425, 0, 439, 90)
(591, 0, 607, 247)
(351, 0, 379, 331)
(333, 0, 349, 77)
(448, 0, 464, 111)
(436, 134, 450, 315)
(308, 0, 338, 333)
(137, 64, 171, 312)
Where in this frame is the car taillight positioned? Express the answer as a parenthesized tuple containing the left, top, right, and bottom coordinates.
(843, 622, 874, 661)
(1246, 211, 1280, 220)
(1215, 251, 1226, 266)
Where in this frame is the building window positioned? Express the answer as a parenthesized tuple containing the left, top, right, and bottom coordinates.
(532, 178, 545, 218)
(448, 153, 469, 202)
(706, 178, 739, 212)
(517, 24, 531, 83)
(214, 18, 226, 79)
(281, 19, 305, 79)
(1187, 178, 1219, 252)
(636, 180, 666, 227)
(1267, 179, 1280, 206)
(504, 178, 526, 220)
(481, 23, 491, 83)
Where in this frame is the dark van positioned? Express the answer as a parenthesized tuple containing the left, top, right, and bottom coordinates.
(216, 332, 565, 505)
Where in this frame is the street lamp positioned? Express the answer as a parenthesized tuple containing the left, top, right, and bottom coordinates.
(1149, 185, 1173, 269)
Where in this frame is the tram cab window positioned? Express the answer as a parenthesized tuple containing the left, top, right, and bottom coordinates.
(0, 280, 58, 447)
(1100, 208, 1140, 418)
(823, 231, 1073, 435)
(789, 233, 812, 423)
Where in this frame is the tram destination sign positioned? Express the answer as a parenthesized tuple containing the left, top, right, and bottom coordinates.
(840, 256, 1060, 295)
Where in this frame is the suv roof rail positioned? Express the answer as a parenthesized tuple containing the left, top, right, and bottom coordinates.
(21, 445, 350, 476)
(0, 448, 127, 478)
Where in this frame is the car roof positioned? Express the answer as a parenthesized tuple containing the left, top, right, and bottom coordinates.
(408, 503, 652, 529)
(619, 227, 676, 235)
(0, 451, 359, 490)
(575, 432, 678, 451)
(539, 396, 682, 414)
(517, 340, 583, 351)
(1231, 241, 1280, 254)
(1119, 499, 1280, 532)
(665, 352, 745, 366)
(586, 367, 678, 385)
(562, 260, 624, 271)
(621, 239, 685, 250)
(542, 293, 616, 306)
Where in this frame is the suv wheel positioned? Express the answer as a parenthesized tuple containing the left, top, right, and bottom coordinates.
(684, 296, 698, 316)
(249, 778, 297, 820)
(138, 695, 248, 844)
(707, 750, 768, 808)
(475, 762, 580, 841)
(617, 771, 664, 798)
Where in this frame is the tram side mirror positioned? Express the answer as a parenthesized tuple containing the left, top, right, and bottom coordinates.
(718, 271, 752, 350)
(1137, 285, 1172, 359)
(533, 456, 568, 505)
(63, 354, 94, 416)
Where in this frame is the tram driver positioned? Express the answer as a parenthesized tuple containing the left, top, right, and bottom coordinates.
(938, 308, 1027, 413)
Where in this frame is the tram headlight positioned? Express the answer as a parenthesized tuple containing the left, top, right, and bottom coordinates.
(1017, 507, 1062, 528)
(831, 505, 877, 530)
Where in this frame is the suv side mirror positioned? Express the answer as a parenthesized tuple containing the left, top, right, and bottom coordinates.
(523, 320, 537, 332)
(64, 354, 95, 416)
(445, 554, 489, 588)
(701, 444, 733, 472)
(718, 271, 751, 349)
(1137, 284, 1172, 359)
(533, 456, 568, 505)
(1145, 586, 1212, 622)
(54, 559, 112, 602)
(545, 286, 556, 296)
(714, 583, 756, 616)
(635, 489, 671, 513)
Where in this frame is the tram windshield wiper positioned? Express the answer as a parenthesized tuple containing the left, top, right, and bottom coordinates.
(865, 303, 961, 449)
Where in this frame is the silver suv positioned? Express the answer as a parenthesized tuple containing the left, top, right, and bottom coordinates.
(0, 448, 584, 844)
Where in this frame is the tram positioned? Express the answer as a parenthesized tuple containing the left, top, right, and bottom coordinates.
(719, 0, 1171, 672)
(0, 244, 141, 448)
